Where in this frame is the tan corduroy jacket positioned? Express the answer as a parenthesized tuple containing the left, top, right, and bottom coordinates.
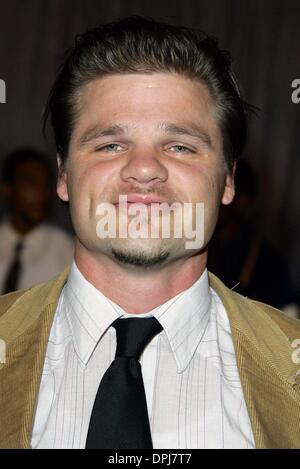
(1, 267, 300, 448)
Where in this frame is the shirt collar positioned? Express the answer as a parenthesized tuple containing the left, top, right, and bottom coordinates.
(63, 262, 120, 365)
(64, 261, 212, 372)
(152, 268, 212, 372)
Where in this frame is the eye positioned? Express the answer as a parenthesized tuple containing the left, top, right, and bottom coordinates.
(169, 145, 193, 154)
(97, 143, 123, 152)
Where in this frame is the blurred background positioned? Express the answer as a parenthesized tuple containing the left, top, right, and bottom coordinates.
(0, 0, 299, 311)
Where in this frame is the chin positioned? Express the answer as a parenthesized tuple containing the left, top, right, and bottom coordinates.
(110, 239, 170, 268)
(111, 247, 169, 268)
(109, 235, 192, 269)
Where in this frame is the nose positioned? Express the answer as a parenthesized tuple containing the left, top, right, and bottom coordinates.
(120, 147, 168, 186)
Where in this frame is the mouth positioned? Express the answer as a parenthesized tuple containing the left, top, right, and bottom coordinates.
(114, 194, 170, 206)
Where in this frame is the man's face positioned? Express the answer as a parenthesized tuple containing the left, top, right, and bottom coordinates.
(57, 73, 234, 268)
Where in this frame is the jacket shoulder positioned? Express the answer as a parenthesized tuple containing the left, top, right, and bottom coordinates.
(209, 270, 300, 341)
(0, 289, 28, 319)
(251, 298, 300, 337)
(0, 267, 70, 341)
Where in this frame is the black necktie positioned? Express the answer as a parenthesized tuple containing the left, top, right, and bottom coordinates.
(3, 240, 24, 294)
(85, 317, 163, 449)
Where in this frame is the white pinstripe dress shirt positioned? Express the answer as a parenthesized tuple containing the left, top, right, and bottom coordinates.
(31, 261, 255, 449)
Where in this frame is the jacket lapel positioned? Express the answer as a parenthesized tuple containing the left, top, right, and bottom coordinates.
(209, 272, 300, 448)
(0, 268, 70, 448)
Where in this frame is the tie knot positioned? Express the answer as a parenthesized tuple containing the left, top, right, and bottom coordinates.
(112, 317, 162, 359)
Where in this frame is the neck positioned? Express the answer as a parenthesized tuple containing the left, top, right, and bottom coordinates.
(74, 242, 208, 314)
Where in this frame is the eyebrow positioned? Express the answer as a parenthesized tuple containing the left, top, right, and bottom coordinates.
(77, 122, 212, 149)
(158, 122, 212, 147)
(78, 124, 129, 148)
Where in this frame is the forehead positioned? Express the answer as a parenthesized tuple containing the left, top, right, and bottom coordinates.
(82, 72, 215, 112)
(71, 72, 221, 145)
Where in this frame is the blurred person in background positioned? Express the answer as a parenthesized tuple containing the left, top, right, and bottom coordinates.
(0, 147, 74, 294)
(208, 160, 299, 318)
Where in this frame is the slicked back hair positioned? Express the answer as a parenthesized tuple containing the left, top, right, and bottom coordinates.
(43, 15, 249, 171)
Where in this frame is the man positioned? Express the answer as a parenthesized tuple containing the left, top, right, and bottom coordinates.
(0, 148, 74, 293)
(1, 15, 300, 449)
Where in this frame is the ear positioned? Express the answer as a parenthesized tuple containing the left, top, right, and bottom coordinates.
(56, 154, 69, 202)
(221, 162, 236, 206)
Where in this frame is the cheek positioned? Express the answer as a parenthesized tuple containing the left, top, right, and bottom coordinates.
(206, 176, 223, 202)
(68, 160, 119, 209)
(190, 167, 225, 239)
(185, 165, 224, 204)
